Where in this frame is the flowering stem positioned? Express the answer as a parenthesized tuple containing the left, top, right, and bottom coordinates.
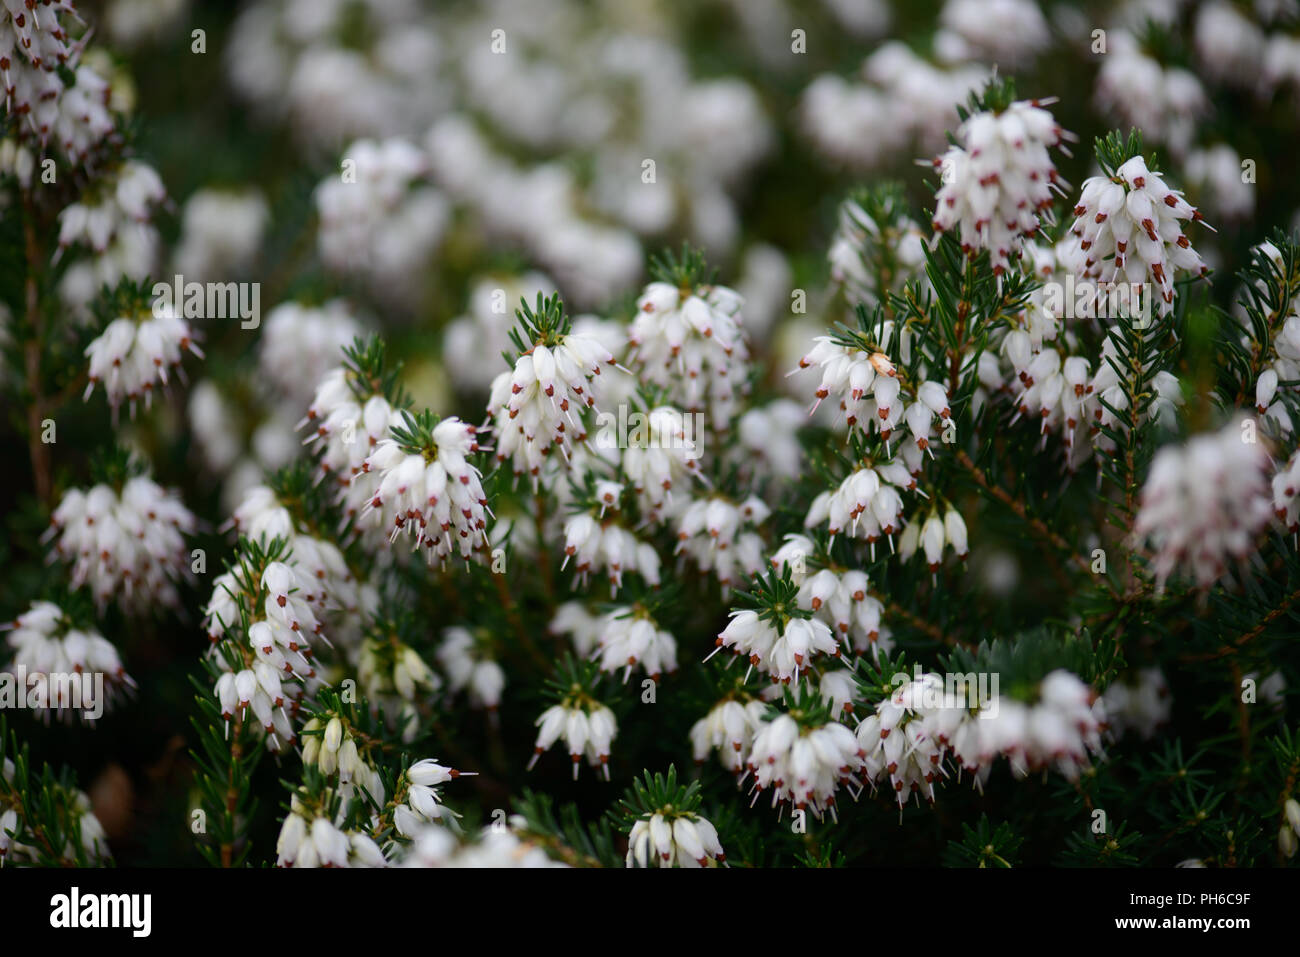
(1184, 585, 1300, 663)
(953, 448, 1115, 595)
(947, 257, 976, 394)
(871, 588, 962, 648)
(1227, 660, 1253, 787)
(221, 713, 244, 868)
(1116, 325, 1150, 593)
(21, 197, 51, 507)
(492, 570, 549, 671)
(534, 492, 556, 610)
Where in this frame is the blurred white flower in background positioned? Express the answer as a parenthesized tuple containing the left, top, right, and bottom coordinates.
(105, 0, 190, 48)
(174, 188, 268, 281)
(59, 161, 166, 318)
(1135, 417, 1273, 591)
(443, 274, 557, 394)
(802, 42, 986, 170)
(1094, 31, 1207, 159)
(1194, 2, 1267, 88)
(1184, 144, 1255, 221)
(258, 301, 362, 412)
(935, 0, 1051, 67)
(315, 138, 449, 308)
(226, 0, 445, 151)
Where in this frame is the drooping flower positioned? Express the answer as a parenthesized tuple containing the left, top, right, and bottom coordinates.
(301, 714, 386, 808)
(204, 544, 336, 754)
(215, 665, 296, 751)
(257, 301, 361, 411)
(1010, 670, 1107, 781)
(358, 633, 439, 743)
(1, 0, 92, 150)
(626, 811, 725, 868)
(1282, 798, 1300, 859)
(676, 495, 768, 590)
(690, 696, 768, 773)
(608, 405, 705, 522)
(712, 607, 841, 685)
(585, 606, 678, 682)
(793, 566, 893, 657)
(733, 399, 805, 484)
(1102, 668, 1172, 741)
(174, 188, 268, 280)
(392, 758, 475, 838)
(0, 770, 110, 865)
(898, 507, 969, 571)
(828, 188, 929, 310)
(1272, 450, 1300, 533)
(747, 712, 865, 820)
(804, 461, 913, 555)
(548, 602, 604, 659)
(529, 698, 618, 781)
(300, 359, 405, 534)
(1094, 32, 1207, 157)
(935, 0, 1050, 67)
(561, 496, 661, 595)
(58, 160, 166, 254)
(396, 821, 568, 868)
(856, 673, 951, 808)
(795, 315, 950, 447)
(315, 137, 449, 304)
(224, 483, 372, 649)
(275, 791, 387, 868)
(360, 411, 491, 565)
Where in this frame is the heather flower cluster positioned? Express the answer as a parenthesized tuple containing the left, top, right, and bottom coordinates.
(1068, 154, 1210, 316)
(3, 0, 1300, 877)
(930, 96, 1071, 275)
(47, 472, 195, 612)
(2, 601, 133, 722)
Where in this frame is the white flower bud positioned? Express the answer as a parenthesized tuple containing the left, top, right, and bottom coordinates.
(1257, 368, 1279, 413)
(323, 717, 344, 753)
(944, 509, 969, 558)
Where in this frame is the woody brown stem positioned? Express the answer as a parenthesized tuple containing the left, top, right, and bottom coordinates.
(1183, 585, 1300, 663)
(954, 448, 1114, 597)
(221, 713, 243, 868)
(22, 199, 51, 506)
